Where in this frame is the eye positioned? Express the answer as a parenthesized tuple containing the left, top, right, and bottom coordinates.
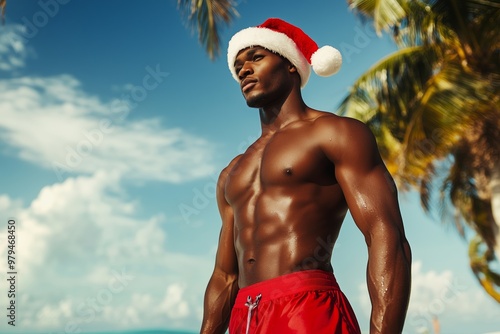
(253, 54, 263, 61)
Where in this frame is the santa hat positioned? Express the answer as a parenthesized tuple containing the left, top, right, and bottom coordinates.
(227, 18, 342, 88)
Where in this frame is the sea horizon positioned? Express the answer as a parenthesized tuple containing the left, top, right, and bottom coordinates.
(89, 331, 197, 334)
(20, 329, 198, 334)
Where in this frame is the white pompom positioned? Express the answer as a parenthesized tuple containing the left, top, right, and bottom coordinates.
(311, 45, 342, 76)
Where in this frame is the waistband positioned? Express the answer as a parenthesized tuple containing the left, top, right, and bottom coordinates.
(234, 269, 339, 306)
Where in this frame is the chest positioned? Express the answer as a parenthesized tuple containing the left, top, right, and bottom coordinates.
(225, 129, 334, 203)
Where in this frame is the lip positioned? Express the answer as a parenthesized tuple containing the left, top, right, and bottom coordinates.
(240, 78, 257, 92)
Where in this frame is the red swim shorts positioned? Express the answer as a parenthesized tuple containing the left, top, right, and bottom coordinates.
(229, 269, 361, 334)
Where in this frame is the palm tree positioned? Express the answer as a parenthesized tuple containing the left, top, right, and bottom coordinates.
(340, 0, 500, 301)
(177, 0, 239, 60)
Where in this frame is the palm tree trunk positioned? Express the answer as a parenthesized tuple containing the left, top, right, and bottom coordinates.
(491, 168, 500, 259)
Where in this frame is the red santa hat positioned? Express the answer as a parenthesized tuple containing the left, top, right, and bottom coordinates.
(227, 18, 342, 88)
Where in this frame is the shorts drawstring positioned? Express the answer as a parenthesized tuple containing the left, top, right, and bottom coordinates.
(244, 293, 261, 334)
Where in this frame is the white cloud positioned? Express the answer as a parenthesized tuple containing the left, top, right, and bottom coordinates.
(0, 40, 217, 331)
(0, 171, 213, 332)
(0, 24, 31, 71)
(358, 261, 500, 334)
(0, 75, 216, 183)
(0, 194, 22, 212)
(160, 283, 191, 319)
(35, 300, 74, 328)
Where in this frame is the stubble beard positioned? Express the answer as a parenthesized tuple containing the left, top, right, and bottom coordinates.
(243, 89, 271, 109)
(244, 83, 286, 109)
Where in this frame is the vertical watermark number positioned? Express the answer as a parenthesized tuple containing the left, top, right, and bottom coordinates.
(6, 219, 17, 327)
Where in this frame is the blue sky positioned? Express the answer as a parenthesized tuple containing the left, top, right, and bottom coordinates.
(0, 0, 498, 333)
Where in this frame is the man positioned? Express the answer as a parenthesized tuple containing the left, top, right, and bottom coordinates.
(201, 18, 411, 334)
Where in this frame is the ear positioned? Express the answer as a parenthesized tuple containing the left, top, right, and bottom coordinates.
(288, 63, 297, 73)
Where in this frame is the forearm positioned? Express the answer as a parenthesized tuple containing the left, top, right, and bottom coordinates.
(367, 231, 411, 333)
(201, 271, 239, 334)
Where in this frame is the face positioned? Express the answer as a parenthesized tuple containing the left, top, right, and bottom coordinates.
(233, 46, 297, 108)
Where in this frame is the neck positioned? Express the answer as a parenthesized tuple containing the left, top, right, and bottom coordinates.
(259, 88, 308, 134)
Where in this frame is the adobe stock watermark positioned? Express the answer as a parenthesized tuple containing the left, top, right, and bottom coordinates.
(178, 172, 218, 226)
(177, 133, 259, 226)
(46, 267, 135, 334)
(2, 0, 70, 69)
(4, 0, 72, 45)
(51, 64, 170, 181)
(262, 234, 335, 297)
(338, 23, 378, 64)
(409, 277, 468, 333)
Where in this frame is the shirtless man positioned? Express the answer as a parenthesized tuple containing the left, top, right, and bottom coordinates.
(201, 18, 411, 334)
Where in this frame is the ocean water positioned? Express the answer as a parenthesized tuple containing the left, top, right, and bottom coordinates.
(82, 331, 198, 334)
(79, 331, 198, 334)
(2, 329, 199, 334)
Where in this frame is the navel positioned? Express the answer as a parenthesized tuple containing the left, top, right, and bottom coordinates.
(247, 258, 256, 264)
(284, 168, 293, 176)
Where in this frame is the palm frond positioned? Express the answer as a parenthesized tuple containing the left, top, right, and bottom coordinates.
(419, 164, 435, 213)
(338, 44, 442, 182)
(392, 0, 454, 48)
(431, 0, 500, 65)
(347, 0, 408, 34)
(467, 5, 500, 73)
(339, 45, 439, 126)
(177, 0, 239, 60)
(440, 142, 498, 250)
(401, 59, 490, 166)
(439, 144, 472, 234)
(469, 235, 500, 302)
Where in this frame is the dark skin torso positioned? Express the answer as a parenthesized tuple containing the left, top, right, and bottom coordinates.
(225, 110, 348, 287)
(201, 46, 411, 334)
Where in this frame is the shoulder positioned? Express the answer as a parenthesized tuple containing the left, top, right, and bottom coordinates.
(312, 112, 373, 139)
(214, 155, 243, 207)
(312, 113, 378, 162)
(314, 113, 375, 146)
(217, 154, 242, 188)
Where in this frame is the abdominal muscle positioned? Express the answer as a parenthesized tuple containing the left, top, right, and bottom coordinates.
(233, 187, 347, 288)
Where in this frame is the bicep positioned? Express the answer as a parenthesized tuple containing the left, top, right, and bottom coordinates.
(341, 165, 403, 243)
(321, 118, 404, 239)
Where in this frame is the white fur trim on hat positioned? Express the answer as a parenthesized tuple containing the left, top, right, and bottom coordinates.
(227, 27, 312, 88)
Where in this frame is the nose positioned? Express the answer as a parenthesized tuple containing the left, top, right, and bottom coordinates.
(238, 62, 252, 80)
